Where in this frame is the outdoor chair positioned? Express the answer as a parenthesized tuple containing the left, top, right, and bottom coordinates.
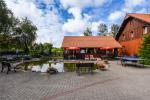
(85, 55, 89, 60)
(90, 55, 96, 61)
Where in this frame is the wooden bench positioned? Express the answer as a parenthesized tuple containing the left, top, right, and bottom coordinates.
(76, 63, 94, 75)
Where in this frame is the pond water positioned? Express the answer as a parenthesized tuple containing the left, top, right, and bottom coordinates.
(17, 60, 79, 73)
(31, 63, 64, 72)
(17, 60, 97, 73)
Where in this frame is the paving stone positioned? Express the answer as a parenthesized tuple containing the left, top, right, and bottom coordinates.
(1, 61, 150, 100)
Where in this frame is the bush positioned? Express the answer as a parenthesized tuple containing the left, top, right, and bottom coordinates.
(139, 35, 150, 65)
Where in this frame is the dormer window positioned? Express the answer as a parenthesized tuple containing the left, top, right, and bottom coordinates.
(131, 31, 134, 38)
(143, 27, 148, 34)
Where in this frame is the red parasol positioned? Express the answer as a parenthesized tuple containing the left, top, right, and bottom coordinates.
(100, 47, 114, 50)
(65, 47, 80, 50)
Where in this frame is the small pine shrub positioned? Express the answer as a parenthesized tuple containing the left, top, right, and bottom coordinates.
(139, 35, 150, 65)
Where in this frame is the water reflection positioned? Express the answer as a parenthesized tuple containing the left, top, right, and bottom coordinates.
(51, 63, 64, 72)
(31, 63, 64, 73)
(18, 61, 96, 73)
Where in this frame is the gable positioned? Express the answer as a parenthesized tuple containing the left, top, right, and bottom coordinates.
(116, 14, 150, 41)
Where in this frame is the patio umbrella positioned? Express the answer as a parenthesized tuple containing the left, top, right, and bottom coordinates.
(100, 47, 115, 57)
(65, 47, 80, 50)
(65, 47, 80, 59)
(100, 47, 114, 50)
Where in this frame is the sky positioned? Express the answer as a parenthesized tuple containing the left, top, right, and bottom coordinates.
(4, 0, 150, 47)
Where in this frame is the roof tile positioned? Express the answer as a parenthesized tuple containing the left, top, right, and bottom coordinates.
(128, 13, 150, 23)
(62, 36, 122, 48)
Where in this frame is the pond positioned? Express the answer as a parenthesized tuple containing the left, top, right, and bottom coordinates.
(17, 60, 96, 73)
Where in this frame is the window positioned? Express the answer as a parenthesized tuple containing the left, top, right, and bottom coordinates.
(122, 34, 125, 41)
(131, 31, 134, 38)
(129, 21, 132, 25)
(143, 27, 148, 34)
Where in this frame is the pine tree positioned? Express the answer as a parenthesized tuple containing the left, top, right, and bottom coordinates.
(139, 35, 150, 65)
(111, 24, 120, 37)
(83, 27, 92, 36)
(97, 23, 108, 36)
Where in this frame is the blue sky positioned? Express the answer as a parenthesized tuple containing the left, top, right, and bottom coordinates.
(4, 0, 150, 47)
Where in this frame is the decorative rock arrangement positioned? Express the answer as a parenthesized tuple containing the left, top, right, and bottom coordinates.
(47, 67, 58, 74)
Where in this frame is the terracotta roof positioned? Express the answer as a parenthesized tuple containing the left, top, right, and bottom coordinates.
(127, 13, 150, 23)
(61, 36, 122, 48)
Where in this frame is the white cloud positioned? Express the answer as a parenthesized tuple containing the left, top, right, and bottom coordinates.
(91, 20, 104, 35)
(108, 11, 125, 22)
(62, 7, 91, 35)
(108, 0, 147, 23)
(60, 0, 92, 9)
(68, 7, 82, 19)
(61, 0, 111, 36)
(4, 0, 64, 47)
(60, 0, 110, 9)
(136, 8, 147, 13)
(63, 19, 86, 33)
(124, 0, 146, 12)
(93, 0, 110, 7)
(43, 0, 54, 5)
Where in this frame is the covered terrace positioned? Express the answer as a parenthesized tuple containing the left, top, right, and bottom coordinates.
(61, 36, 122, 60)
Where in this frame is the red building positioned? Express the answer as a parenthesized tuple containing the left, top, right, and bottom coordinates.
(61, 36, 121, 59)
(116, 13, 150, 56)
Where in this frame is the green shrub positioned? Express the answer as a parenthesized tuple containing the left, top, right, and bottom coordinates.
(139, 35, 150, 65)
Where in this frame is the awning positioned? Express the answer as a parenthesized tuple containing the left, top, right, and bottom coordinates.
(65, 47, 80, 50)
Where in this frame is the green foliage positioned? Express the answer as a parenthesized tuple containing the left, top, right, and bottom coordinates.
(111, 24, 120, 37)
(0, 0, 14, 35)
(43, 43, 53, 54)
(139, 35, 150, 65)
(0, 0, 18, 51)
(83, 27, 92, 36)
(98, 23, 108, 36)
(51, 48, 63, 56)
(0, 0, 37, 53)
(13, 17, 37, 53)
(29, 43, 53, 57)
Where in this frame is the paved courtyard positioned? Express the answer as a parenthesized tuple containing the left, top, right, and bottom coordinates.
(1, 61, 150, 100)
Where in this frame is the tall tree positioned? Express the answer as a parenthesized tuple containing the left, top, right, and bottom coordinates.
(0, 0, 37, 52)
(12, 17, 37, 52)
(83, 27, 92, 36)
(98, 23, 108, 36)
(0, 0, 18, 50)
(111, 24, 120, 37)
(0, 0, 14, 35)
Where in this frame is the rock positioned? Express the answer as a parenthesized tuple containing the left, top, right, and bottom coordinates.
(47, 67, 58, 74)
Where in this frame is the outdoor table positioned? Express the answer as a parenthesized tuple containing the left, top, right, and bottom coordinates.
(76, 62, 94, 75)
(121, 57, 144, 66)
